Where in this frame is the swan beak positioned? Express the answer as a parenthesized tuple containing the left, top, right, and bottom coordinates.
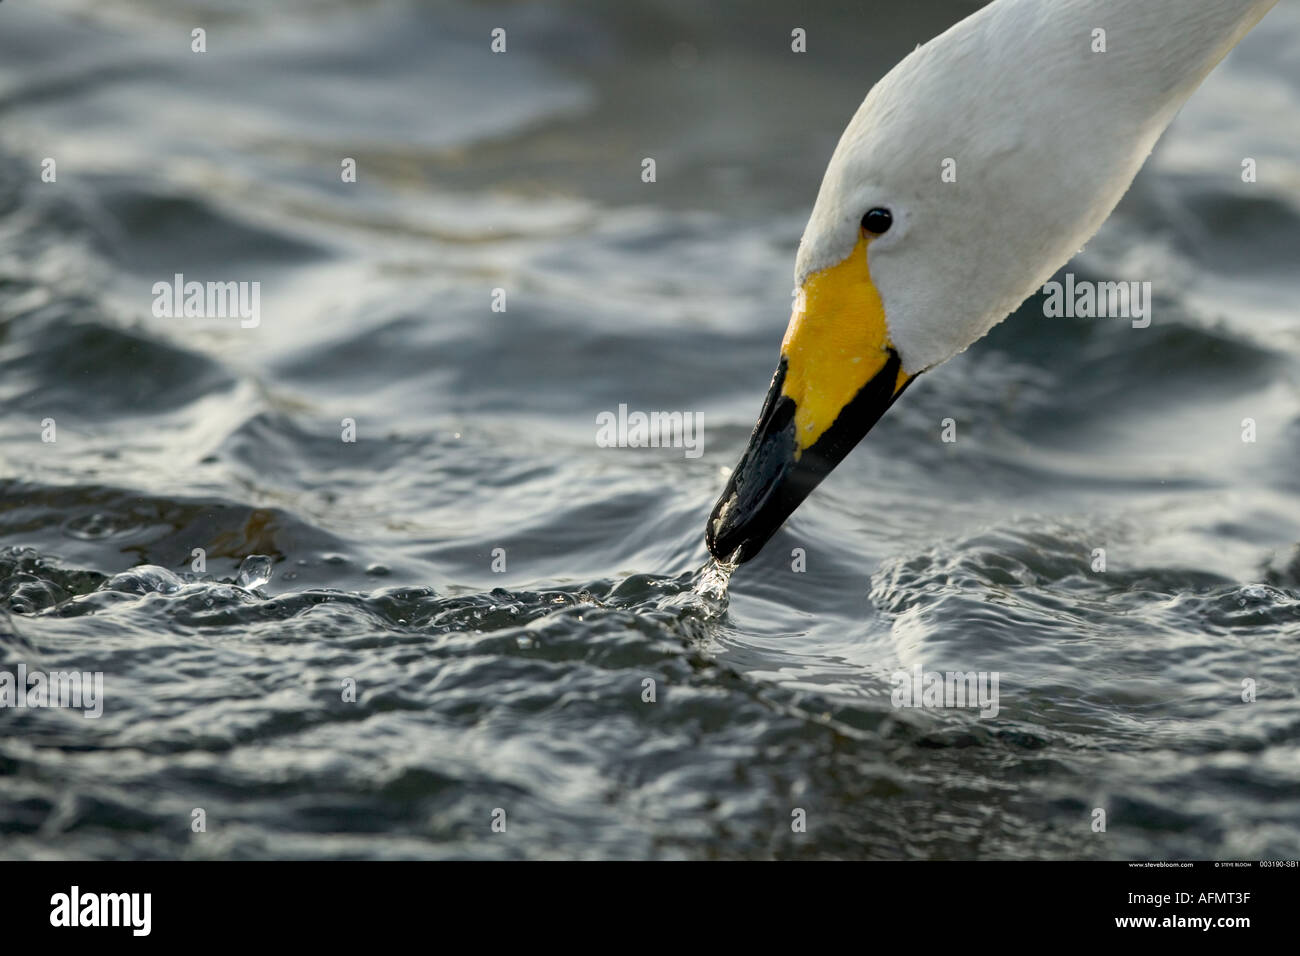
(706, 235, 913, 564)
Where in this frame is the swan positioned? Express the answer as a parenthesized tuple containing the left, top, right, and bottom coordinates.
(706, 0, 1282, 564)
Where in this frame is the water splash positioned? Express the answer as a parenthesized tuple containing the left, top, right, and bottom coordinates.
(691, 556, 736, 615)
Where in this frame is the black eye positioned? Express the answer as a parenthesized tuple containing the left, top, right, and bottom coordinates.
(861, 208, 893, 235)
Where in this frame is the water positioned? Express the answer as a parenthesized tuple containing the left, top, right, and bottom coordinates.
(2, 0, 1299, 859)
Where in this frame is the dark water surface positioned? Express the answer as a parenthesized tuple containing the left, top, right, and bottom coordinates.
(2, 0, 1299, 859)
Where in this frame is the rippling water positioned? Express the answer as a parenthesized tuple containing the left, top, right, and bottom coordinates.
(2, 0, 1299, 860)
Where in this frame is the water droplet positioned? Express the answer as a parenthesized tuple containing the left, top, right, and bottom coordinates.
(65, 512, 125, 540)
(237, 555, 272, 590)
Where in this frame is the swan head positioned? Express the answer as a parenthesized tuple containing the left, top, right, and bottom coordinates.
(704, 5, 1156, 565)
(704, 0, 1279, 565)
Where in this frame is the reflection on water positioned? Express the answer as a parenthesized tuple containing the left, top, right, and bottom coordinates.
(1, 0, 1299, 859)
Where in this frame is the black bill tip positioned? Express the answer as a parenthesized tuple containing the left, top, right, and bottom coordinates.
(706, 350, 911, 564)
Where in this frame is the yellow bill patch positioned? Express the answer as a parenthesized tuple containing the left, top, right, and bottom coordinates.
(780, 234, 909, 453)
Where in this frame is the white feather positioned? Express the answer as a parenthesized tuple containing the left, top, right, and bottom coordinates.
(796, 0, 1280, 373)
